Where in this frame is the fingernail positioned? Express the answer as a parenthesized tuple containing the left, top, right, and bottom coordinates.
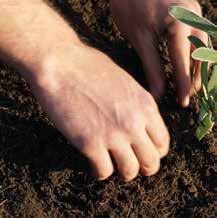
(181, 96, 190, 108)
(91, 171, 104, 181)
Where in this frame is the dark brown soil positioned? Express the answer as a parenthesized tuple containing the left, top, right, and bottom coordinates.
(0, 0, 217, 217)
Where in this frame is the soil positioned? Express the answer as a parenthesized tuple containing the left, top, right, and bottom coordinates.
(0, 0, 217, 217)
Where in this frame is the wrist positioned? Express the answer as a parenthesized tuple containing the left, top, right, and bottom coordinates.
(0, 0, 82, 84)
(24, 37, 85, 90)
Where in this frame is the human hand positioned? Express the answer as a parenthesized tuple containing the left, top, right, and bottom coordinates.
(110, 0, 208, 107)
(0, 0, 170, 181)
(30, 43, 170, 181)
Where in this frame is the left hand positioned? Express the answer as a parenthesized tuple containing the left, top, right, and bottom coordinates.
(110, 0, 208, 107)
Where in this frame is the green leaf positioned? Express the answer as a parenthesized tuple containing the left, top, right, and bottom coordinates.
(209, 95, 217, 112)
(208, 36, 214, 49)
(208, 65, 217, 92)
(199, 100, 209, 122)
(214, 114, 217, 123)
(209, 88, 217, 101)
(201, 62, 209, 89)
(192, 48, 217, 62)
(169, 6, 217, 36)
(188, 35, 207, 48)
(188, 35, 208, 87)
(196, 113, 214, 141)
(199, 107, 208, 122)
(203, 85, 209, 100)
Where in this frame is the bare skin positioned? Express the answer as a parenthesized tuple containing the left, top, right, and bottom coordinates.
(0, 0, 206, 181)
(111, 0, 207, 106)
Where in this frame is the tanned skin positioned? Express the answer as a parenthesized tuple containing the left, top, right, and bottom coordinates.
(0, 0, 206, 181)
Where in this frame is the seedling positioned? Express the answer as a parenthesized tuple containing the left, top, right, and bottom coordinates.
(169, 6, 217, 140)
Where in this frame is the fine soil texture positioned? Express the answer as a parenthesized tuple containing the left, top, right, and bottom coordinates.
(0, 0, 217, 217)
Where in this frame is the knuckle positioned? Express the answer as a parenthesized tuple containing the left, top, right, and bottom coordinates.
(146, 91, 155, 103)
(192, 1, 202, 14)
(185, 1, 201, 14)
(79, 140, 100, 156)
(145, 100, 158, 115)
(77, 133, 104, 156)
(146, 92, 158, 110)
(158, 142, 170, 158)
(121, 112, 143, 134)
(124, 120, 140, 135)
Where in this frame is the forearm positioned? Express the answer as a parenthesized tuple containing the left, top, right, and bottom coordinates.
(0, 0, 82, 76)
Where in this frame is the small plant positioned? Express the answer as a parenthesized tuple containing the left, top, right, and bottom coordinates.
(169, 6, 217, 141)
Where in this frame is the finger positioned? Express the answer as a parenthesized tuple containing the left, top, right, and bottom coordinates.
(168, 23, 191, 107)
(131, 132, 161, 176)
(192, 29, 208, 47)
(190, 29, 208, 94)
(146, 109, 170, 158)
(109, 136, 139, 182)
(190, 60, 201, 95)
(81, 144, 114, 180)
(133, 30, 164, 99)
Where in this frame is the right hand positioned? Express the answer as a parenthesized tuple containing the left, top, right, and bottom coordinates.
(111, 0, 207, 107)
